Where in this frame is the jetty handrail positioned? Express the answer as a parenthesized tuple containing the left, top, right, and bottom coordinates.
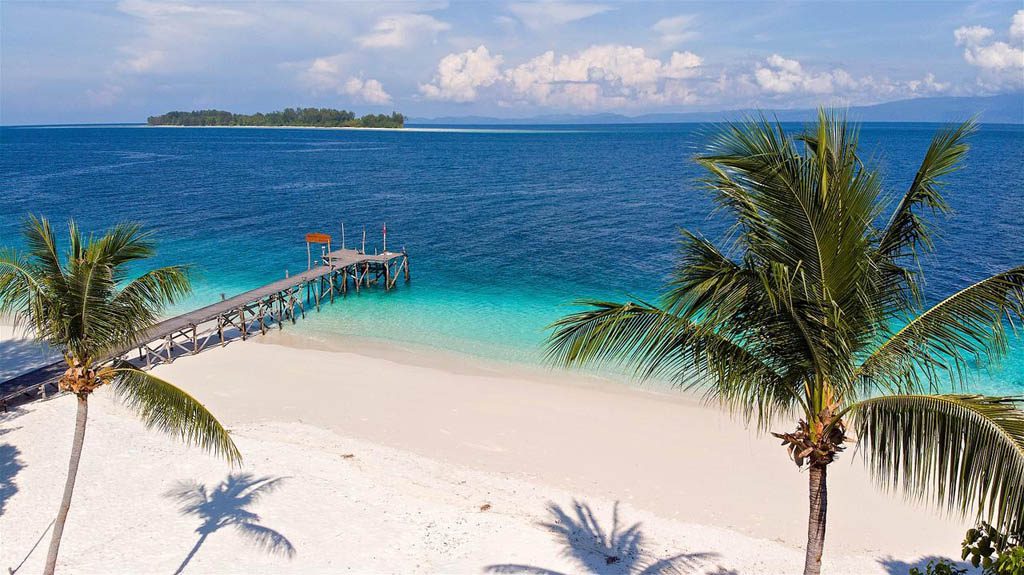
(1, 247, 410, 410)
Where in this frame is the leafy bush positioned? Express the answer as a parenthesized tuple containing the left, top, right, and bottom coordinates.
(962, 522, 1024, 574)
(908, 559, 968, 575)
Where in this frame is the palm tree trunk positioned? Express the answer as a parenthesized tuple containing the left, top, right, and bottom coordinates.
(43, 394, 89, 575)
(803, 463, 828, 575)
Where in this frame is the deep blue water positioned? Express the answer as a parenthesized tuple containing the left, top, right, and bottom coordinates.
(1, 123, 1022, 392)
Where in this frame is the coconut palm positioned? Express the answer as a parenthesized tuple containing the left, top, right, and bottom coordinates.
(0, 216, 241, 575)
(546, 112, 1024, 575)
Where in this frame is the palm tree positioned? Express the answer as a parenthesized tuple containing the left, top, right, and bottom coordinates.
(546, 112, 1024, 575)
(0, 216, 241, 575)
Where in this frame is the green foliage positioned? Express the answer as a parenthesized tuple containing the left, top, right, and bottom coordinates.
(0, 216, 240, 463)
(962, 522, 1024, 574)
(111, 361, 242, 464)
(993, 548, 1024, 575)
(852, 395, 1024, 535)
(545, 111, 1024, 534)
(908, 559, 968, 575)
(0, 216, 192, 359)
(146, 108, 404, 128)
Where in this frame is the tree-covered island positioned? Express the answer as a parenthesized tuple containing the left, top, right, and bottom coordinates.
(147, 108, 404, 128)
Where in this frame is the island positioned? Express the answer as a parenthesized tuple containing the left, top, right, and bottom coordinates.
(147, 108, 404, 128)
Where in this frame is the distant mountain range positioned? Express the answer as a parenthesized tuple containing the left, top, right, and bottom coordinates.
(410, 94, 1024, 125)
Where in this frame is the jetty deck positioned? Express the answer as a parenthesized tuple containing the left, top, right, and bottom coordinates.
(1, 245, 409, 409)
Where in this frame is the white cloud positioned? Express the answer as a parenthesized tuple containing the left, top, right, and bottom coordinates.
(954, 25, 994, 47)
(297, 54, 391, 104)
(507, 2, 611, 30)
(953, 11, 1024, 81)
(747, 54, 948, 102)
(356, 13, 450, 49)
(652, 14, 698, 47)
(299, 54, 351, 92)
(963, 41, 1024, 70)
(342, 78, 392, 104)
(1012, 10, 1024, 39)
(114, 0, 255, 74)
(754, 54, 836, 94)
(419, 45, 505, 102)
(905, 73, 949, 94)
(117, 0, 244, 20)
(422, 44, 702, 108)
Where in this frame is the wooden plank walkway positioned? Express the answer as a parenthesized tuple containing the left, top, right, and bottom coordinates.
(1, 247, 409, 409)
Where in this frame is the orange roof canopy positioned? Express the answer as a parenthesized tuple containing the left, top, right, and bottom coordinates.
(305, 233, 331, 244)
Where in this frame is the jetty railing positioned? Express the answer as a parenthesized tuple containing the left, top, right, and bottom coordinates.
(1, 246, 409, 410)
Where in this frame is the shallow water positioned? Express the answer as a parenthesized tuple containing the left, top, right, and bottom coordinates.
(1, 122, 1021, 392)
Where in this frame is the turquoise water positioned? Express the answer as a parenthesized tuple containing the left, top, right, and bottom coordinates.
(1, 123, 1022, 392)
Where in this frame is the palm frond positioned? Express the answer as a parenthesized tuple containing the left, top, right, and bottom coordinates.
(878, 120, 975, 262)
(23, 215, 67, 288)
(695, 114, 884, 392)
(0, 247, 45, 332)
(111, 265, 192, 345)
(109, 361, 241, 465)
(875, 120, 975, 311)
(546, 299, 801, 427)
(857, 266, 1024, 394)
(849, 394, 1024, 534)
(90, 223, 157, 283)
(65, 255, 118, 360)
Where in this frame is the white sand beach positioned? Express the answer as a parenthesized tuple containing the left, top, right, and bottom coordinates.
(1, 331, 972, 574)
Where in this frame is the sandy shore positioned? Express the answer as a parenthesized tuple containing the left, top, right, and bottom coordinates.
(1, 331, 971, 574)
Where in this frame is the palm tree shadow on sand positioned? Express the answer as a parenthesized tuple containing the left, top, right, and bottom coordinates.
(0, 442, 26, 516)
(166, 472, 296, 574)
(486, 500, 723, 575)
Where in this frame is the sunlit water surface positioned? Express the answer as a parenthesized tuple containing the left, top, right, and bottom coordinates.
(1, 123, 1021, 393)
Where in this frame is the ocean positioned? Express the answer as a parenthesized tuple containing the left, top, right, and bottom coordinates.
(1, 123, 1022, 393)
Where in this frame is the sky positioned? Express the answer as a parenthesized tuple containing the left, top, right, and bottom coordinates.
(1, 1, 1023, 124)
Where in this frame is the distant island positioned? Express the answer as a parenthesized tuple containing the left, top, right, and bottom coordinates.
(147, 108, 405, 128)
(410, 94, 1024, 125)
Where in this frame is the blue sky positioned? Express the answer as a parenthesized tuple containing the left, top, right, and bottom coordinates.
(2, 1, 1023, 124)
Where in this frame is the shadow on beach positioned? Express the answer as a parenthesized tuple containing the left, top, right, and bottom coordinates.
(878, 555, 976, 574)
(486, 500, 726, 575)
(0, 442, 25, 516)
(0, 336, 56, 382)
(166, 472, 295, 574)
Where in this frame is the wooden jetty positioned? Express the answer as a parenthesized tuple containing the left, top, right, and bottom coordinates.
(1, 234, 409, 410)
